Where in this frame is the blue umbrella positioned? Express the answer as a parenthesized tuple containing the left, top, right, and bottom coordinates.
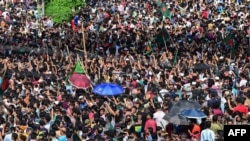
(163, 114, 189, 125)
(181, 109, 207, 119)
(93, 83, 124, 96)
(167, 100, 201, 117)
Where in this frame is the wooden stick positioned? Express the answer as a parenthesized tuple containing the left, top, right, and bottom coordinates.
(75, 48, 101, 59)
(81, 23, 87, 60)
(98, 67, 101, 80)
(66, 45, 70, 55)
(46, 46, 49, 62)
(74, 48, 85, 52)
(77, 54, 80, 62)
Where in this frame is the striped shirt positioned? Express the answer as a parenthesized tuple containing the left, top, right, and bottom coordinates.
(200, 129, 215, 141)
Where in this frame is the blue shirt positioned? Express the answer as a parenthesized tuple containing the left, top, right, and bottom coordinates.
(66, 84, 73, 94)
(58, 135, 67, 141)
(218, 6, 223, 13)
(79, 103, 87, 109)
(175, 90, 182, 99)
(147, 135, 153, 141)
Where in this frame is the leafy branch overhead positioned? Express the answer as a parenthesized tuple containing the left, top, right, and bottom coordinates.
(45, 0, 85, 23)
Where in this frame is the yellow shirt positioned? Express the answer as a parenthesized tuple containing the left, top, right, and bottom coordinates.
(104, 75, 110, 82)
(211, 123, 223, 135)
(208, 23, 214, 30)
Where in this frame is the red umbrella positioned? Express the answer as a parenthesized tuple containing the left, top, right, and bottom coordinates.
(69, 74, 91, 89)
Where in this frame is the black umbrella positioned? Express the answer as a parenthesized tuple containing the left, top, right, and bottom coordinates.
(167, 100, 201, 117)
(163, 114, 189, 125)
(193, 63, 210, 70)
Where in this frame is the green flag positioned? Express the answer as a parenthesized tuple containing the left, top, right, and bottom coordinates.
(74, 61, 85, 74)
(223, 32, 233, 46)
(155, 0, 162, 7)
(144, 42, 153, 55)
(223, 33, 235, 58)
(66, 61, 85, 83)
(72, 133, 81, 141)
(160, 3, 172, 19)
(155, 28, 169, 45)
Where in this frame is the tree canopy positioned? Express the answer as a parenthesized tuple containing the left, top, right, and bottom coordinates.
(45, 0, 85, 24)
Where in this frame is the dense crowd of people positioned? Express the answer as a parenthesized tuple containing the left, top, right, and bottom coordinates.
(0, 0, 250, 141)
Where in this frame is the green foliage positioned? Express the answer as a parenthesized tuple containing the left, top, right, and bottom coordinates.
(45, 0, 85, 24)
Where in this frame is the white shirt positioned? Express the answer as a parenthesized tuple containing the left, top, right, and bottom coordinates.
(1, 12, 9, 19)
(44, 122, 51, 133)
(118, 5, 124, 13)
(186, 21, 192, 28)
(4, 133, 12, 141)
(153, 110, 168, 129)
(91, 7, 96, 13)
(200, 128, 215, 141)
(46, 19, 53, 28)
(239, 79, 247, 87)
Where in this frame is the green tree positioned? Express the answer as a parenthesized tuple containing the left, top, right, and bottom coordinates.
(45, 0, 85, 24)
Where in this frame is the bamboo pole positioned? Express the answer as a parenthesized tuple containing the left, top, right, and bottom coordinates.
(81, 23, 87, 60)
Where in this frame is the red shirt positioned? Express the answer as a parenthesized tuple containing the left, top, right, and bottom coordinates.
(233, 105, 248, 114)
(144, 119, 157, 132)
(191, 124, 201, 139)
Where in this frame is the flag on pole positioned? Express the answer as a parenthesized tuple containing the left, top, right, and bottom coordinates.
(224, 32, 235, 58)
(155, 28, 169, 45)
(66, 61, 85, 81)
(73, 61, 85, 74)
(223, 32, 233, 46)
(144, 42, 153, 55)
(160, 3, 172, 19)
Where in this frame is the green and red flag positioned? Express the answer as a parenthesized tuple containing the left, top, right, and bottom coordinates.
(223, 32, 235, 57)
(155, 28, 169, 45)
(223, 32, 233, 46)
(144, 42, 153, 55)
(160, 3, 172, 19)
